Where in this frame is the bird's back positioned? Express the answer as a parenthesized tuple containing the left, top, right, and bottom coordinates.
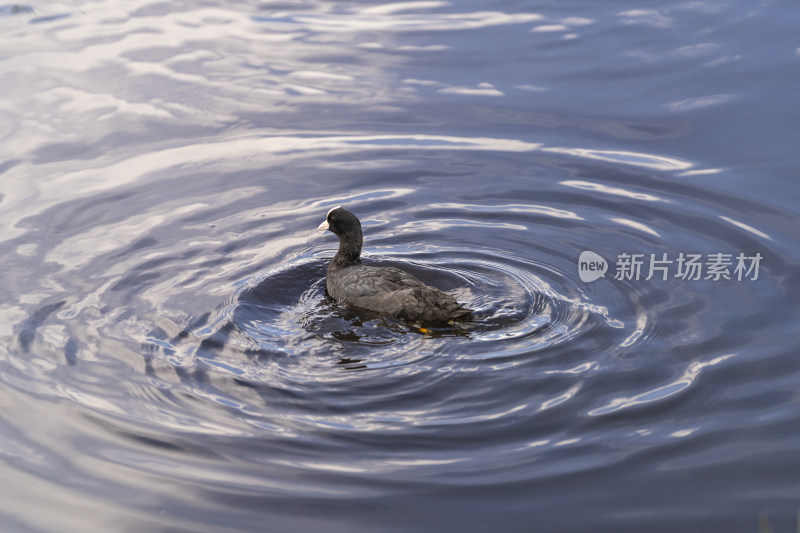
(327, 264, 471, 324)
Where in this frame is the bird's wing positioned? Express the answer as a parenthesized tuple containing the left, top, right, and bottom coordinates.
(335, 266, 425, 299)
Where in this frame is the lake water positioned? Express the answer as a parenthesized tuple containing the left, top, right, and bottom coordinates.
(2, 1, 799, 532)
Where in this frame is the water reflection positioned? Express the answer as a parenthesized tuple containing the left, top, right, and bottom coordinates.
(438, 82, 504, 96)
(617, 9, 673, 28)
(262, 8, 544, 33)
(559, 180, 664, 202)
(666, 93, 735, 111)
(718, 216, 773, 241)
(609, 217, 661, 238)
(544, 147, 693, 171)
(589, 354, 736, 416)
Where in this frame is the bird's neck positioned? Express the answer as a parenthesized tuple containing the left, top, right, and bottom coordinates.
(331, 232, 362, 270)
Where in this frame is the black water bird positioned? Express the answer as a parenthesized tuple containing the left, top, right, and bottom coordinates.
(317, 206, 472, 324)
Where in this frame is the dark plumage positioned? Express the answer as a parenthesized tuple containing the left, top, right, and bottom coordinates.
(317, 206, 471, 324)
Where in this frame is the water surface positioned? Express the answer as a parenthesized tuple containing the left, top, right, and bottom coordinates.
(1, 1, 799, 532)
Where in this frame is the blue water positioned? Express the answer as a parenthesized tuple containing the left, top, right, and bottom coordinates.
(1, 1, 799, 532)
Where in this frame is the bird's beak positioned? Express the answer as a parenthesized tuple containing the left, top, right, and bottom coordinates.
(317, 205, 341, 231)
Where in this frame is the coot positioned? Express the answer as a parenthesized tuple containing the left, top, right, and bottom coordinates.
(317, 206, 472, 324)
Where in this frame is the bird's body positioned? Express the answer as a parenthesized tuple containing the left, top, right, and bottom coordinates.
(318, 207, 471, 324)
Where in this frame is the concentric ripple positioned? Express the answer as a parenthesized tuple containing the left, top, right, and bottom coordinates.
(2, 140, 798, 532)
